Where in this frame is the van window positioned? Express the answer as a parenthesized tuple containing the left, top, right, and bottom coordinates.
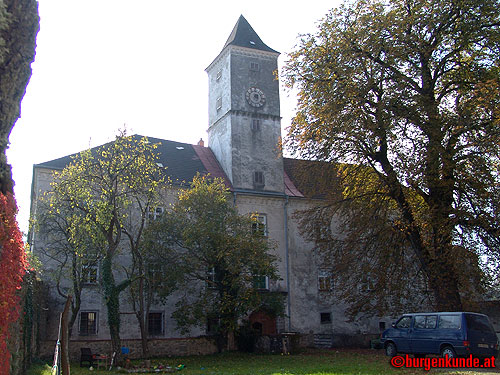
(439, 315, 461, 329)
(465, 314, 494, 333)
(396, 316, 412, 328)
(415, 315, 437, 329)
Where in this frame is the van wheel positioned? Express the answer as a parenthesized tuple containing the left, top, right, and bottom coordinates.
(441, 346, 456, 358)
(385, 342, 397, 357)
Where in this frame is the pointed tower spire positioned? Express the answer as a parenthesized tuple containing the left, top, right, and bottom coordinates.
(222, 15, 279, 54)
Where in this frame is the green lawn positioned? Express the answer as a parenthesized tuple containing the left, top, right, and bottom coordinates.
(26, 349, 499, 375)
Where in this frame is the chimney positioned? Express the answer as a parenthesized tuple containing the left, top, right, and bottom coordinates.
(197, 138, 205, 147)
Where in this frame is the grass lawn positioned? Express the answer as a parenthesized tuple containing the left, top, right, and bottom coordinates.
(26, 349, 499, 375)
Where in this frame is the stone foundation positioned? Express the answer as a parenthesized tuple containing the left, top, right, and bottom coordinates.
(40, 337, 217, 361)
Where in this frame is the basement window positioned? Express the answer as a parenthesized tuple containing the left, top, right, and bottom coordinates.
(320, 312, 332, 324)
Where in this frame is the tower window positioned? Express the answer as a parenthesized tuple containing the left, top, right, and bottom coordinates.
(253, 171, 265, 188)
(251, 119, 261, 132)
(216, 70, 222, 81)
(250, 62, 260, 71)
(216, 97, 222, 111)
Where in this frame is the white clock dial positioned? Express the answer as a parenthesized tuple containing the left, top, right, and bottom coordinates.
(245, 87, 266, 108)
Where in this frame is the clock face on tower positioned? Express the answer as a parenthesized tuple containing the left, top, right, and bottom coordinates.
(246, 87, 266, 108)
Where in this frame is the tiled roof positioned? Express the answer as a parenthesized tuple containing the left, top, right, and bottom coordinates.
(35, 135, 314, 198)
(35, 135, 213, 186)
(283, 158, 341, 199)
(222, 15, 279, 54)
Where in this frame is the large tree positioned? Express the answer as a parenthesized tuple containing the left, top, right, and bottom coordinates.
(44, 133, 165, 360)
(34, 199, 104, 337)
(145, 175, 283, 351)
(284, 0, 500, 312)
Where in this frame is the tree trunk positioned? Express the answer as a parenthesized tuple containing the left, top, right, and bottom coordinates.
(0, 0, 39, 194)
(61, 296, 71, 375)
(102, 256, 122, 364)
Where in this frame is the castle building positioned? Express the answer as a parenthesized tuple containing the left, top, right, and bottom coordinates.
(30, 15, 384, 357)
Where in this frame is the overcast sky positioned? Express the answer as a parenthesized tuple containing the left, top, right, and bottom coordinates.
(7, 1, 340, 234)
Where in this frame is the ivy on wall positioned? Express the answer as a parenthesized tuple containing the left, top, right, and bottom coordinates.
(0, 192, 27, 374)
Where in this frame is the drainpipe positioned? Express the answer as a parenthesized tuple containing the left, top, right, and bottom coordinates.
(284, 195, 291, 331)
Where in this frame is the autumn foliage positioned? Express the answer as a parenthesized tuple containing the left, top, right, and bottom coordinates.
(0, 192, 27, 374)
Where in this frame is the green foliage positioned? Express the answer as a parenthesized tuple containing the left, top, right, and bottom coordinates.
(145, 174, 283, 348)
(284, 0, 500, 312)
(36, 132, 165, 355)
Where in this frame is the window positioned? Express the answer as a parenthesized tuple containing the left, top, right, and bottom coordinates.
(79, 311, 98, 335)
(439, 315, 461, 329)
(252, 214, 267, 236)
(216, 97, 222, 111)
(318, 269, 333, 291)
(320, 312, 332, 324)
(250, 62, 260, 71)
(147, 263, 164, 286)
(415, 315, 437, 329)
(253, 275, 269, 290)
(396, 316, 412, 329)
(361, 274, 375, 292)
(207, 317, 220, 335)
(465, 314, 494, 333)
(253, 171, 265, 188)
(148, 206, 164, 221)
(147, 312, 164, 336)
(81, 257, 98, 284)
(251, 119, 261, 132)
(216, 70, 222, 81)
(206, 267, 217, 288)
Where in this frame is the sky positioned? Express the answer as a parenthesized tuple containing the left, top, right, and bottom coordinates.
(7, 1, 340, 234)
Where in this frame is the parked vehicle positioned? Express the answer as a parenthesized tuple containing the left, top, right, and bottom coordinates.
(381, 312, 499, 358)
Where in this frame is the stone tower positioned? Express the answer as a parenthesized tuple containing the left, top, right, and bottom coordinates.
(206, 15, 284, 192)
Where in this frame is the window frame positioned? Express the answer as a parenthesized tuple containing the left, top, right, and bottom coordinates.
(252, 214, 267, 237)
(250, 62, 260, 72)
(320, 312, 332, 324)
(318, 269, 333, 291)
(81, 256, 99, 285)
(251, 119, 261, 132)
(79, 311, 98, 336)
(253, 171, 265, 188)
(147, 311, 164, 337)
(252, 275, 269, 290)
(148, 206, 164, 221)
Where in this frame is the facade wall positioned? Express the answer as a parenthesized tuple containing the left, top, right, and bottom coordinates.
(32, 165, 386, 355)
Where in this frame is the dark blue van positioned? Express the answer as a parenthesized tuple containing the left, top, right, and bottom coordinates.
(381, 312, 498, 358)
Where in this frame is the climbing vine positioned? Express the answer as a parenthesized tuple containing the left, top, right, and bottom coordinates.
(0, 192, 27, 374)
